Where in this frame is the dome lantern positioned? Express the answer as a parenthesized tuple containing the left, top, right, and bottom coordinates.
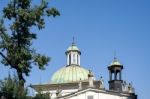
(65, 39, 81, 66)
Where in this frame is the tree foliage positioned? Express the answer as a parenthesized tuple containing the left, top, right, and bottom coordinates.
(0, 0, 60, 85)
(0, 74, 28, 99)
(0, 74, 51, 99)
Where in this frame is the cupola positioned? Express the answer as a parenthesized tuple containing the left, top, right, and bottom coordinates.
(65, 40, 81, 66)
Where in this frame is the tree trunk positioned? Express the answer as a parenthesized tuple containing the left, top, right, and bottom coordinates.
(17, 69, 25, 87)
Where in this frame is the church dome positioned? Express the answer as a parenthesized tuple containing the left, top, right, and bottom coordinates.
(50, 65, 89, 84)
(50, 40, 90, 84)
(67, 44, 79, 51)
(109, 57, 122, 66)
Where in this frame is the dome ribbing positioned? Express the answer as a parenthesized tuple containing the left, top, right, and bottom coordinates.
(50, 65, 89, 84)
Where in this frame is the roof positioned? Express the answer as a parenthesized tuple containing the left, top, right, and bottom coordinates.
(31, 81, 100, 91)
(58, 87, 132, 99)
(66, 42, 81, 53)
(109, 57, 122, 66)
(50, 65, 89, 84)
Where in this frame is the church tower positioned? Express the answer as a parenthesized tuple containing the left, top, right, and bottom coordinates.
(65, 40, 81, 66)
(108, 57, 123, 91)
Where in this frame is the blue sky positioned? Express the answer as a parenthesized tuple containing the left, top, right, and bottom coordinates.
(0, 0, 150, 98)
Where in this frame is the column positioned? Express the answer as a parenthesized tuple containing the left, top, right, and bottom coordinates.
(119, 71, 122, 80)
(109, 71, 112, 80)
(115, 71, 117, 80)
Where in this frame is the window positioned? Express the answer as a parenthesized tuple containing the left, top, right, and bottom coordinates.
(69, 54, 71, 65)
(77, 55, 78, 64)
(87, 95, 93, 99)
(73, 54, 75, 63)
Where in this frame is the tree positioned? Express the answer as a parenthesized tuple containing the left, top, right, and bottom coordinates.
(0, 0, 60, 86)
(0, 74, 28, 99)
(0, 74, 53, 99)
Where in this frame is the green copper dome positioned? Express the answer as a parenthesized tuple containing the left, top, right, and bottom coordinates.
(50, 65, 89, 84)
(109, 58, 122, 66)
(66, 43, 80, 52)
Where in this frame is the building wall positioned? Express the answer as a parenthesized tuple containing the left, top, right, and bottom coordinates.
(49, 89, 78, 99)
(64, 91, 130, 99)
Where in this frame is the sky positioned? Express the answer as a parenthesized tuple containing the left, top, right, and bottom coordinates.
(0, 0, 150, 98)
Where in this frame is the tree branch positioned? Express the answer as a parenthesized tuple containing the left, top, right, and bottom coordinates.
(0, 51, 16, 69)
